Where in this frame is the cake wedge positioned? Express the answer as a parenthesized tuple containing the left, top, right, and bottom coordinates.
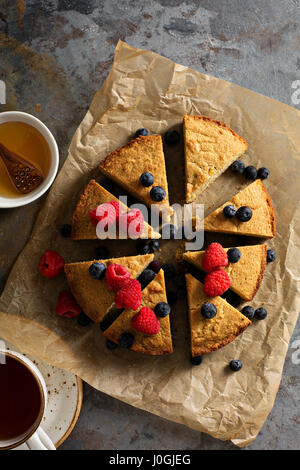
(98, 135, 172, 220)
(184, 244, 267, 301)
(104, 270, 173, 355)
(183, 115, 248, 203)
(64, 254, 154, 323)
(186, 274, 251, 356)
(202, 180, 276, 238)
(71, 179, 160, 240)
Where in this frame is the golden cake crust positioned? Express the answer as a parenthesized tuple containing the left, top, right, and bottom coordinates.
(64, 254, 154, 323)
(71, 179, 160, 240)
(185, 274, 251, 356)
(183, 244, 267, 301)
(202, 180, 276, 238)
(183, 115, 248, 203)
(104, 270, 173, 355)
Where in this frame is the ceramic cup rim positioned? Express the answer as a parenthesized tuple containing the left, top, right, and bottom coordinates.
(0, 111, 59, 208)
(0, 349, 46, 450)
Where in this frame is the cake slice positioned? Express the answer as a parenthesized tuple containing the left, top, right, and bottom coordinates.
(104, 270, 173, 355)
(64, 254, 154, 323)
(183, 115, 248, 203)
(202, 180, 276, 238)
(183, 244, 267, 301)
(186, 274, 251, 356)
(98, 135, 172, 220)
(71, 179, 160, 240)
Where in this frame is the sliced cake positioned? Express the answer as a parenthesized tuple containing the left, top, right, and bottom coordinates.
(98, 135, 172, 220)
(64, 254, 154, 323)
(186, 274, 251, 356)
(184, 244, 267, 301)
(104, 270, 173, 355)
(183, 115, 248, 203)
(202, 180, 276, 238)
(71, 179, 160, 240)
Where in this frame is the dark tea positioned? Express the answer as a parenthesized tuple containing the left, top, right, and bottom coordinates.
(0, 354, 43, 441)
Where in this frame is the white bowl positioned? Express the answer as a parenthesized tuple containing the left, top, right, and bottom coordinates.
(0, 111, 59, 208)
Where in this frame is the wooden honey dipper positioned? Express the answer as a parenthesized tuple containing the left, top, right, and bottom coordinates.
(0, 142, 44, 194)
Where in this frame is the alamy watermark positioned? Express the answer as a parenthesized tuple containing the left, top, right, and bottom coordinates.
(0, 340, 6, 364)
(0, 80, 5, 104)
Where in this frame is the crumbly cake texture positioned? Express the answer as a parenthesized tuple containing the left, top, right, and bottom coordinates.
(98, 135, 173, 220)
(202, 179, 276, 238)
(183, 115, 248, 203)
(184, 244, 267, 301)
(64, 254, 154, 323)
(71, 179, 160, 240)
(104, 270, 173, 355)
(185, 274, 251, 356)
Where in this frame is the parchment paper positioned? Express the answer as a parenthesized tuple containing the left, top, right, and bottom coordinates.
(1, 41, 300, 447)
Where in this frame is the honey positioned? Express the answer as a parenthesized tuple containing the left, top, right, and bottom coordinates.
(0, 121, 51, 198)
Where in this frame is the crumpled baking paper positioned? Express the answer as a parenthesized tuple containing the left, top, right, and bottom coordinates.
(0, 41, 299, 447)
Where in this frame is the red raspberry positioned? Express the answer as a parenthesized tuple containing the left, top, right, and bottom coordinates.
(55, 290, 81, 318)
(132, 306, 160, 335)
(38, 250, 65, 279)
(202, 243, 228, 272)
(89, 201, 119, 229)
(105, 264, 131, 292)
(204, 270, 231, 297)
(115, 279, 142, 310)
(119, 208, 144, 237)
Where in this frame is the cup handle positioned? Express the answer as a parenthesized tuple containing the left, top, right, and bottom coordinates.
(26, 427, 56, 450)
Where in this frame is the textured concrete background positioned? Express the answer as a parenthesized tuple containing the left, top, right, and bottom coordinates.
(0, 0, 299, 450)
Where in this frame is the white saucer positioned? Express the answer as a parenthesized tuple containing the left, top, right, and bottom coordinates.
(1, 339, 83, 449)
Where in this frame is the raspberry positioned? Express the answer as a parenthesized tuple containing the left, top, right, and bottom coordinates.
(55, 290, 81, 318)
(89, 201, 119, 229)
(202, 243, 228, 272)
(38, 250, 65, 279)
(115, 279, 142, 310)
(105, 264, 131, 292)
(132, 306, 160, 335)
(119, 208, 144, 238)
(204, 270, 231, 297)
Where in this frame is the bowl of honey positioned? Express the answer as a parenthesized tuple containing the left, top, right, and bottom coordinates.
(0, 111, 59, 208)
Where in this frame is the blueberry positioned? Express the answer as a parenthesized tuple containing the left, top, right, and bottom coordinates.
(162, 264, 176, 279)
(138, 269, 156, 288)
(167, 290, 177, 305)
(77, 312, 91, 326)
(155, 302, 171, 318)
(190, 355, 203, 366)
(231, 160, 245, 174)
(236, 206, 252, 222)
(60, 224, 72, 238)
(227, 247, 241, 263)
(164, 130, 180, 145)
(255, 307, 267, 320)
(223, 205, 236, 218)
(95, 245, 110, 259)
(140, 172, 154, 187)
(89, 262, 106, 279)
(135, 128, 148, 138)
(267, 249, 276, 263)
(242, 305, 255, 320)
(118, 332, 135, 348)
(244, 165, 257, 180)
(150, 186, 166, 202)
(201, 302, 217, 319)
(136, 240, 150, 255)
(229, 359, 242, 372)
(149, 239, 160, 252)
(148, 260, 162, 273)
(257, 167, 270, 180)
(106, 339, 117, 350)
(162, 224, 176, 239)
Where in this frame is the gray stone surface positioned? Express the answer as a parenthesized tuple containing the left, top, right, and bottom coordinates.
(0, 0, 299, 450)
